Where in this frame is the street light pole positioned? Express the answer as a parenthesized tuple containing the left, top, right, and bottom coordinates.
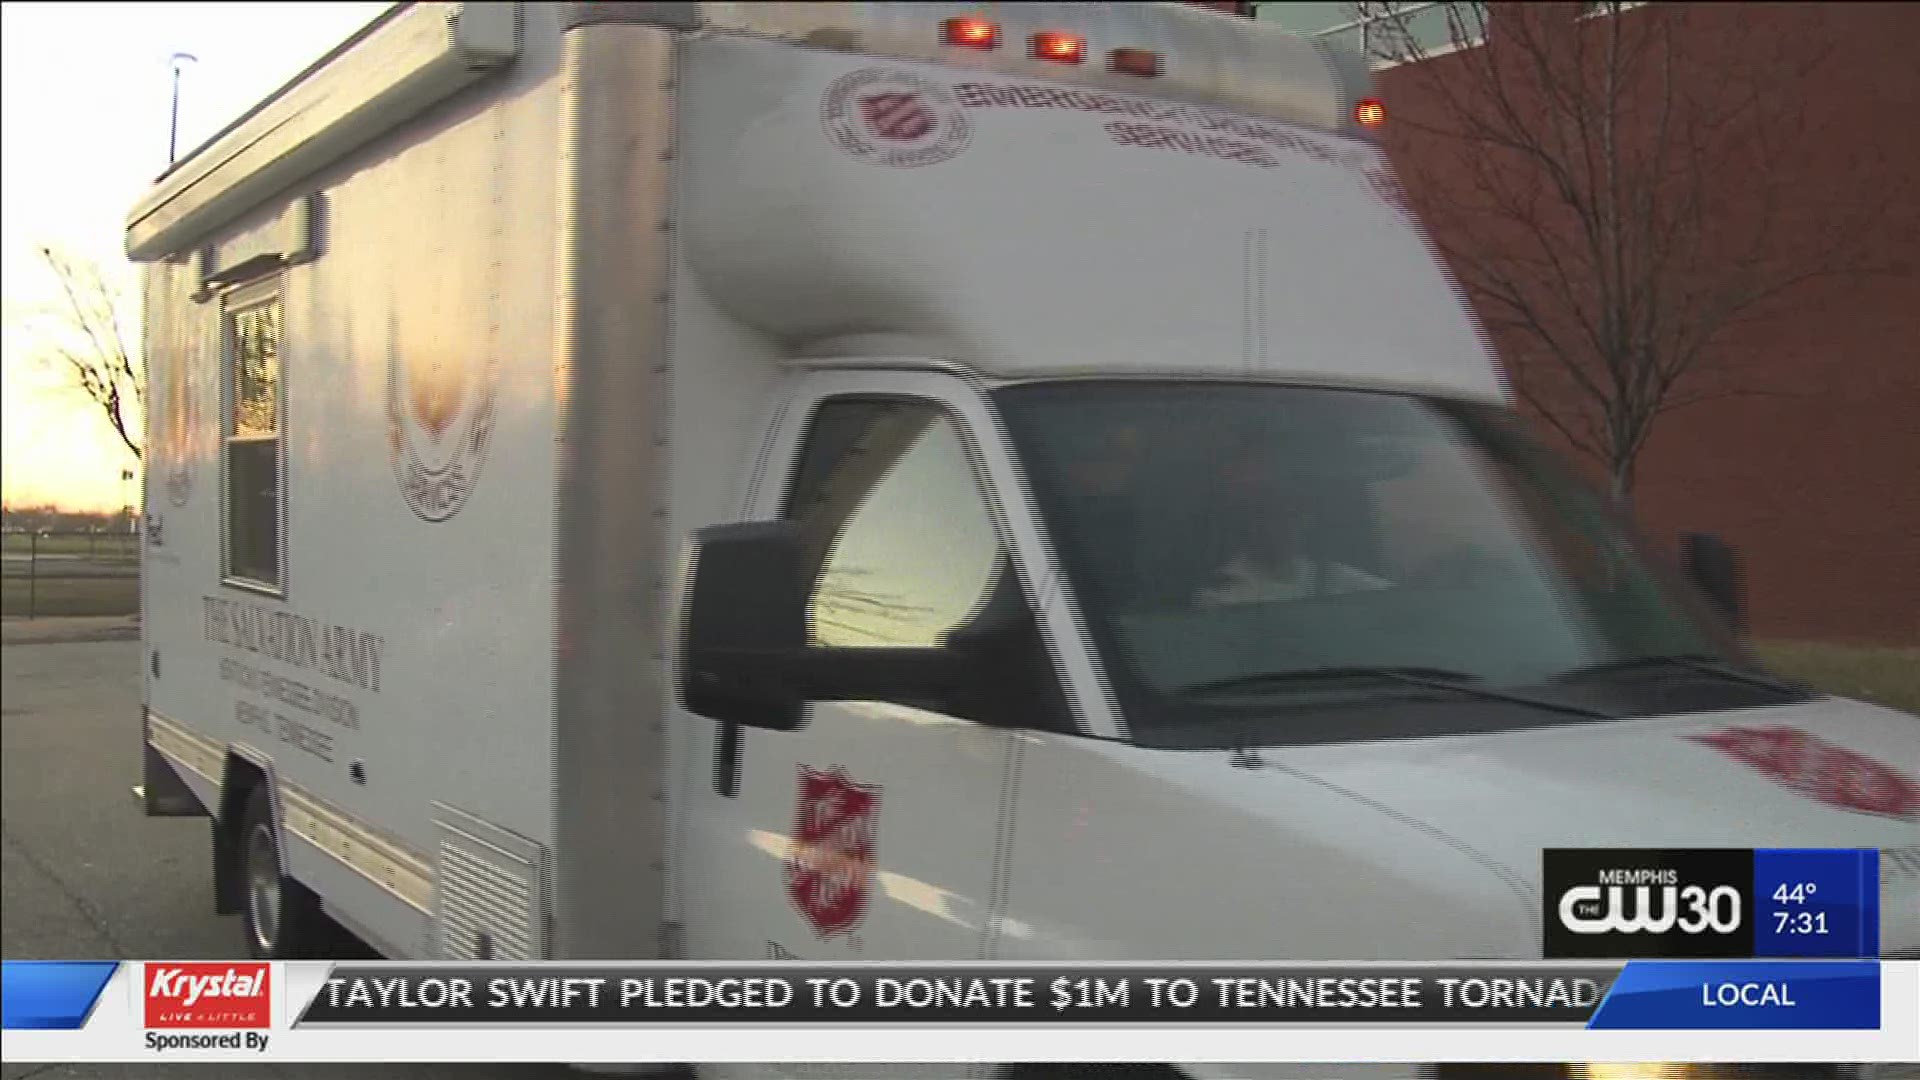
(168, 52, 197, 165)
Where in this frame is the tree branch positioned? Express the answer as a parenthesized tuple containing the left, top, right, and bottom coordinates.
(34, 246, 142, 461)
(1343, 1, 1899, 499)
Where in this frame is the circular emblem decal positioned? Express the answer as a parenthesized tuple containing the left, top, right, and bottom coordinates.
(385, 316, 499, 523)
(1360, 162, 1416, 218)
(821, 68, 972, 169)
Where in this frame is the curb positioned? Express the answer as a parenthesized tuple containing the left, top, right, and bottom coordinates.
(1, 620, 142, 647)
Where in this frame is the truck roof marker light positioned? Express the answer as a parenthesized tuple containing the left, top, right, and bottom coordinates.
(1109, 48, 1162, 77)
(1355, 98, 1387, 128)
(1031, 31, 1087, 64)
(942, 17, 1000, 50)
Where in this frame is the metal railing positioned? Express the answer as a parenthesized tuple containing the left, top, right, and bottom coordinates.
(0, 528, 142, 620)
(1309, 1, 1472, 69)
(1301, 1, 1650, 68)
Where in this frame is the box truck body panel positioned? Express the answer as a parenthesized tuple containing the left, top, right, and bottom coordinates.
(141, 4, 573, 961)
(129, 9, 1919, 1073)
(675, 34, 1503, 400)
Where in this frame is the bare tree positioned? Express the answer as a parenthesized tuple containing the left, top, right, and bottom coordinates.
(34, 245, 143, 461)
(1347, 2, 1901, 502)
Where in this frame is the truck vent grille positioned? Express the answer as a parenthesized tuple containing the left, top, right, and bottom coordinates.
(1883, 844, 1920, 961)
(1883, 844, 1920, 882)
(432, 804, 550, 961)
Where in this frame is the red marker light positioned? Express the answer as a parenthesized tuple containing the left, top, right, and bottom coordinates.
(1354, 98, 1387, 128)
(942, 17, 1000, 50)
(1031, 31, 1087, 64)
(1109, 48, 1162, 77)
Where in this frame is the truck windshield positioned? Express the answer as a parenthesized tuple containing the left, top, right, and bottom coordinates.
(993, 381, 1776, 742)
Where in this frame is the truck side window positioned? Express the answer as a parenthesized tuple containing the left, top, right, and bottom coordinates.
(784, 399, 1001, 649)
(222, 283, 284, 591)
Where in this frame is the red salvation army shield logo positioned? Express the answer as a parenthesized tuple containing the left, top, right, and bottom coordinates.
(785, 766, 883, 937)
(822, 69, 972, 168)
(1688, 725, 1920, 820)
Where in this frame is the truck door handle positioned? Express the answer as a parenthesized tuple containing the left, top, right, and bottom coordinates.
(714, 723, 742, 798)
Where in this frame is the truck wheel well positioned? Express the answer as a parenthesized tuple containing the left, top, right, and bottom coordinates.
(212, 755, 271, 916)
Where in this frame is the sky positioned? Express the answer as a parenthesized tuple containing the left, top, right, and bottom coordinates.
(1, 1, 390, 513)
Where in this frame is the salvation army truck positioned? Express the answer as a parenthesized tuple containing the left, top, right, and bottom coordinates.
(128, 2, 1918, 1077)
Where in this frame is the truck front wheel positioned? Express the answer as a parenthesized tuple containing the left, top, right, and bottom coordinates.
(239, 785, 326, 959)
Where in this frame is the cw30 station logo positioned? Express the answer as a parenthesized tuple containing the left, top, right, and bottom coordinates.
(144, 962, 272, 1052)
(1544, 849, 1753, 959)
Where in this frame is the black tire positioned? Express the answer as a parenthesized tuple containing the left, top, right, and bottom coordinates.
(238, 785, 328, 960)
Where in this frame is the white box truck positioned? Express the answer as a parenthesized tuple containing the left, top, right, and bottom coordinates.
(129, 2, 1917, 1076)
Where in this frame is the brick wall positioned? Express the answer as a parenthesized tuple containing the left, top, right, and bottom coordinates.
(1368, 2, 1920, 644)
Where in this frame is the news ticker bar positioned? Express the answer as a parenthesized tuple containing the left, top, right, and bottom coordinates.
(300, 961, 1891, 1030)
(0, 960, 1888, 1032)
(6, 962, 1916, 1065)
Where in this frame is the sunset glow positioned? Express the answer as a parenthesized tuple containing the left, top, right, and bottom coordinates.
(0, 2, 390, 513)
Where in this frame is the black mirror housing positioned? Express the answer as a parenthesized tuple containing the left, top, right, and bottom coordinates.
(680, 524, 1061, 732)
(679, 521, 811, 731)
(679, 521, 985, 730)
(1681, 531, 1745, 634)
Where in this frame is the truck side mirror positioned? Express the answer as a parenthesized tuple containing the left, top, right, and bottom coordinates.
(1680, 531, 1745, 634)
(680, 521, 811, 731)
(679, 520, 966, 729)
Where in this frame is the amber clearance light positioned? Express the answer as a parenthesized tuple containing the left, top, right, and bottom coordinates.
(1031, 31, 1087, 64)
(942, 17, 1000, 50)
(1109, 47, 1163, 77)
(1354, 97, 1387, 128)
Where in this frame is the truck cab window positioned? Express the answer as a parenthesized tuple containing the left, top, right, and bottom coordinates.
(784, 399, 1001, 649)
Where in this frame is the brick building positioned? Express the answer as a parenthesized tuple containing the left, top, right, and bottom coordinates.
(1203, 1, 1918, 644)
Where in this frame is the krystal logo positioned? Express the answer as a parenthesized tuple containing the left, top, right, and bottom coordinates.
(1689, 725, 1920, 820)
(144, 962, 271, 1029)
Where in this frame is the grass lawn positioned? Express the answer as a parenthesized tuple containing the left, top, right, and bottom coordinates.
(1757, 642, 1920, 716)
(1, 533, 140, 560)
(0, 576, 139, 618)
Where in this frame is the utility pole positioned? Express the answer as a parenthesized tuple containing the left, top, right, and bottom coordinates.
(168, 52, 197, 165)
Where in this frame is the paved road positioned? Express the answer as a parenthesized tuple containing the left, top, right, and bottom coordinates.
(0, 639, 582, 1080)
